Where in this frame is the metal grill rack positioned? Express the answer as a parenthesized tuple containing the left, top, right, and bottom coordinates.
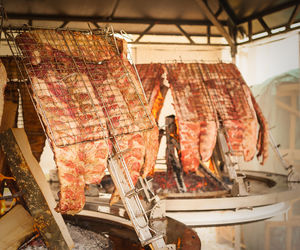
(165, 62, 216, 122)
(5, 26, 154, 147)
(4, 26, 167, 249)
(199, 62, 254, 121)
(165, 61, 255, 156)
(165, 61, 254, 123)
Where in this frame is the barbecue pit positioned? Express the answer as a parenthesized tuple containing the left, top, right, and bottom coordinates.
(0, 13, 298, 249)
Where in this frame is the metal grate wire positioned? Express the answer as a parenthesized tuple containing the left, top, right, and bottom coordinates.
(165, 62, 216, 122)
(199, 63, 254, 121)
(5, 26, 154, 148)
(165, 61, 254, 122)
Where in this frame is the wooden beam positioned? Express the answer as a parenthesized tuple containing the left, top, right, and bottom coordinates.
(218, 0, 239, 25)
(214, 4, 223, 18)
(59, 21, 69, 29)
(276, 99, 300, 118)
(7, 13, 227, 26)
(287, 4, 300, 28)
(194, 0, 236, 56)
(258, 17, 271, 35)
(109, 0, 121, 19)
(0, 128, 74, 249)
(248, 21, 252, 41)
(176, 25, 195, 44)
(276, 92, 299, 97)
(135, 23, 154, 42)
(277, 83, 300, 93)
(238, 0, 299, 24)
(0, 204, 35, 249)
(132, 31, 224, 37)
(93, 21, 100, 29)
(207, 25, 211, 44)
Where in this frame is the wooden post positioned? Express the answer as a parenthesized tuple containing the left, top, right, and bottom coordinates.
(0, 128, 74, 249)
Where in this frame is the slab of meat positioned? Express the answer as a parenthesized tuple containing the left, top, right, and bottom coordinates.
(16, 29, 160, 212)
(223, 119, 245, 154)
(201, 63, 263, 162)
(20, 83, 46, 162)
(16, 31, 111, 214)
(53, 139, 108, 214)
(115, 37, 128, 59)
(241, 85, 258, 161)
(0, 59, 7, 126)
(110, 58, 159, 179)
(104, 57, 154, 132)
(134, 63, 164, 176)
(141, 124, 160, 178)
(18, 29, 114, 65)
(108, 59, 159, 204)
(177, 120, 201, 172)
(200, 63, 241, 81)
(53, 143, 85, 214)
(199, 120, 218, 162)
(165, 62, 268, 167)
(168, 78, 201, 171)
(250, 90, 269, 165)
(166, 63, 217, 172)
(136, 63, 162, 109)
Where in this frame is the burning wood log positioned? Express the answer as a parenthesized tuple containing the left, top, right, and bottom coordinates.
(165, 115, 187, 193)
(0, 128, 74, 249)
(0, 82, 21, 210)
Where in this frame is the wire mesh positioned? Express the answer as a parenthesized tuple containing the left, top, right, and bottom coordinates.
(5, 26, 154, 147)
(165, 62, 216, 121)
(164, 62, 254, 122)
(199, 63, 254, 121)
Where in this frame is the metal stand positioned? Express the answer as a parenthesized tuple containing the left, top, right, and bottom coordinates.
(217, 130, 249, 196)
(269, 131, 300, 182)
(108, 158, 169, 249)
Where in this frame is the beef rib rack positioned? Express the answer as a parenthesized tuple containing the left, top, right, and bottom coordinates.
(7, 27, 156, 214)
(7, 26, 167, 249)
(165, 62, 268, 174)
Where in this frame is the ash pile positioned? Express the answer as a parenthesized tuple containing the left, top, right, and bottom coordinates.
(21, 223, 112, 250)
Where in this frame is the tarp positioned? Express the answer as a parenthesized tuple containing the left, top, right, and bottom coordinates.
(239, 69, 300, 174)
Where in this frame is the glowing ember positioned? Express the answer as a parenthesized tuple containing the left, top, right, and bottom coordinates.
(152, 171, 223, 193)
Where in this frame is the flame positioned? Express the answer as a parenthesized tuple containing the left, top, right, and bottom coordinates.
(201, 159, 220, 177)
(0, 194, 6, 215)
(151, 90, 164, 122)
(177, 237, 181, 248)
(0, 174, 16, 216)
(0, 173, 16, 181)
(0, 196, 17, 216)
(208, 159, 216, 173)
(175, 117, 179, 139)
